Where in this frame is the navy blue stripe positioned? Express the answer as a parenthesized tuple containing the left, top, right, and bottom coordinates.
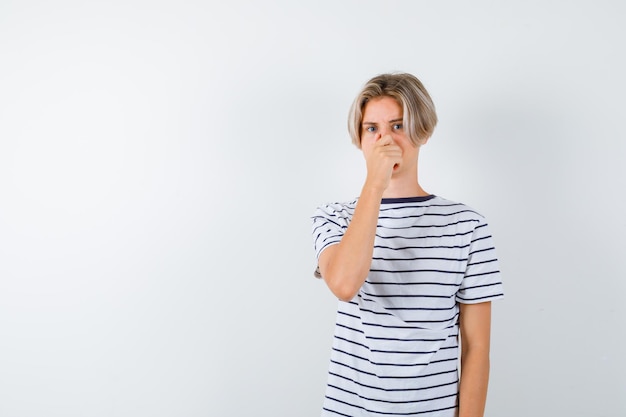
(375, 229, 474, 240)
(457, 293, 504, 302)
(468, 246, 495, 256)
(383, 305, 456, 311)
(337, 310, 361, 320)
(353, 306, 394, 317)
(364, 335, 447, 342)
(369, 348, 438, 355)
(322, 406, 352, 417)
(312, 215, 345, 230)
(360, 321, 455, 331)
(372, 256, 468, 262)
(474, 222, 488, 232)
(403, 316, 458, 325)
(357, 306, 456, 324)
(334, 335, 369, 350)
(333, 347, 435, 367)
(361, 291, 454, 299)
(335, 322, 365, 335)
(368, 270, 463, 277)
(470, 234, 491, 245)
(328, 370, 459, 393)
(330, 359, 459, 380)
(324, 395, 458, 416)
(379, 218, 479, 230)
(379, 201, 460, 210)
(461, 281, 502, 290)
(355, 295, 455, 313)
(464, 271, 501, 280)
(328, 383, 458, 405)
(467, 258, 498, 267)
(374, 243, 471, 250)
(379, 209, 482, 220)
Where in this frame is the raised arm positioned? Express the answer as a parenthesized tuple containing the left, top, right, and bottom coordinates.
(317, 135, 401, 301)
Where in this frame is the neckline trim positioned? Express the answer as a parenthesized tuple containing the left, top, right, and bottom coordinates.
(381, 195, 436, 204)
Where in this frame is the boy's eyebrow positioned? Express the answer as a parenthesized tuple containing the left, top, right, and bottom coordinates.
(362, 118, 403, 125)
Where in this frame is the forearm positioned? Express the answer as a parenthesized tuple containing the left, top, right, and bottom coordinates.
(458, 348, 490, 417)
(322, 182, 383, 301)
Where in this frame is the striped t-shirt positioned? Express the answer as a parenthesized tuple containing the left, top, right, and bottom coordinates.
(311, 195, 504, 417)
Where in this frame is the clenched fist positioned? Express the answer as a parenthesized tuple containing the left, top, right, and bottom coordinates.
(364, 134, 403, 192)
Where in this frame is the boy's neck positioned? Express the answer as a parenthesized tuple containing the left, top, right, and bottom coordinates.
(382, 178, 428, 199)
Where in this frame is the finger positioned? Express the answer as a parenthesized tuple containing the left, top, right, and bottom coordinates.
(381, 142, 402, 156)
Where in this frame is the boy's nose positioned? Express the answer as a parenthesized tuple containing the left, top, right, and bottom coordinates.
(375, 127, 391, 140)
(379, 127, 388, 136)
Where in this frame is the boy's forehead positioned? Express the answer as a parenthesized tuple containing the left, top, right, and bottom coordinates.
(362, 97, 403, 122)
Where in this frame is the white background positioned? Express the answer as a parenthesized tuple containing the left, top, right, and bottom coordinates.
(1, 1, 624, 416)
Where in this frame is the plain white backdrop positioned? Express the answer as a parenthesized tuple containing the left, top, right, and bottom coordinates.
(1, 1, 624, 416)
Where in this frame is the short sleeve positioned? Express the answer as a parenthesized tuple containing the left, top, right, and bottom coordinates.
(311, 202, 352, 278)
(456, 218, 504, 304)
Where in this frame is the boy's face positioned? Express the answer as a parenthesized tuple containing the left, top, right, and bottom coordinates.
(360, 96, 419, 177)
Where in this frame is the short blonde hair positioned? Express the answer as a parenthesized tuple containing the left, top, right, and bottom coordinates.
(348, 73, 438, 148)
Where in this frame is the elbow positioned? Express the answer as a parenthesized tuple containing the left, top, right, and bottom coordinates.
(335, 287, 359, 302)
(323, 272, 362, 301)
(319, 254, 367, 301)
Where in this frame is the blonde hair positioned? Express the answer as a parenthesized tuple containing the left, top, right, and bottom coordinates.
(348, 73, 438, 148)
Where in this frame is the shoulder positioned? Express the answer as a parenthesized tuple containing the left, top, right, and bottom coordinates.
(311, 199, 358, 261)
(312, 199, 358, 223)
(429, 195, 488, 223)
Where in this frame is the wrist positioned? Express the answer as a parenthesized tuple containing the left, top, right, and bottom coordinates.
(362, 177, 388, 199)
